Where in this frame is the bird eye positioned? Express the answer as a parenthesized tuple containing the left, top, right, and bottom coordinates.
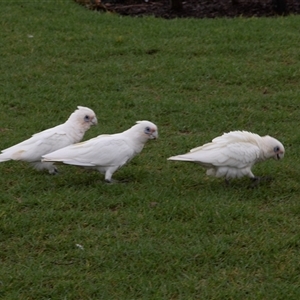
(84, 115, 90, 121)
(144, 127, 151, 134)
(274, 146, 280, 152)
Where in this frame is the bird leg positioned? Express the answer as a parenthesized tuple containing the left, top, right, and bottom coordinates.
(249, 176, 273, 188)
(224, 178, 231, 187)
(105, 178, 115, 184)
(104, 169, 129, 184)
(49, 167, 59, 175)
(105, 178, 129, 184)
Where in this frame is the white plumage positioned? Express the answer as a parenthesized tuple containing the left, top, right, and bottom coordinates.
(0, 106, 97, 174)
(42, 120, 158, 182)
(168, 131, 285, 180)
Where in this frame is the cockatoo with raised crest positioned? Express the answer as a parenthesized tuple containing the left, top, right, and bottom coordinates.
(0, 106, 97, 174)
(42, 120, 158, 182)
(168, 131, 284, 183)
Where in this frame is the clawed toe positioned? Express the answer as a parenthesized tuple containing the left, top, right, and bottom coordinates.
(249, 176, 273, 188)
(49, 168, 59, 175)
(105, 178, 129, 184)
(224, 178, 230, 187)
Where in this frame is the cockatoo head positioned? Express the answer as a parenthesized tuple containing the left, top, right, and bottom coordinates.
(69, 106, 98, 131)
(263, 136, 285, 160)
(135, 120, 158, 140)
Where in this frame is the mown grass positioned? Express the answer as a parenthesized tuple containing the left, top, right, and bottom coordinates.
(1, 0, 300, 299)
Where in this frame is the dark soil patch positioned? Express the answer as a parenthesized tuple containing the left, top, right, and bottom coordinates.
(75, 0, 300, 19)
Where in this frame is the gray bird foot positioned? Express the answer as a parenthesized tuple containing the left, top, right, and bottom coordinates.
(224, 178, 230, 187)
(105, 178, 117, 184)
(49, 168, 59, 175)
(249, 176, 273, 188)
(105, 178, 129, 184)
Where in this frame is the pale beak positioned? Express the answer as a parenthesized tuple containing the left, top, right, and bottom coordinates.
(91, 117, 98, 126)
(150, 130, 158, 139)
(275, 151, 284, 160)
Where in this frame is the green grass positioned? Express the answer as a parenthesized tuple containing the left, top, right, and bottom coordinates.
(1, 0, 300, 298)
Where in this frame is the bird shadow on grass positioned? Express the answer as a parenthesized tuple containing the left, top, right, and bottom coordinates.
(183, 175, 275, 192)
(46, 166, 147, 189)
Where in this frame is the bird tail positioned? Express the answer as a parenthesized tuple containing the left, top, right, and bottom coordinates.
(0, 152, 12, 162)
(41, 156, 59, 162)
(167, 155, 195, 162)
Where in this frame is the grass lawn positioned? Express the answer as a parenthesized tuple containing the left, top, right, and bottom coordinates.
(1, 0, 300, 298)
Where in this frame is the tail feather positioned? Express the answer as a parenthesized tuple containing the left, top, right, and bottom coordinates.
(0, 152, 12, 162)
(0, 149, 27, 161)
(167, 155, 195, 162)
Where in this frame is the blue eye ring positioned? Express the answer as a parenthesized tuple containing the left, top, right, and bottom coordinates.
(144, 126, 151, 134)
(84, 115, 90, 122)
(274, 146, 280, 152)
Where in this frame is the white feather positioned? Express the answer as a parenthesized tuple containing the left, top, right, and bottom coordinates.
(168, 131, 285, 180)
(42, 120, 158, 182)
(0, 106, 97, 174)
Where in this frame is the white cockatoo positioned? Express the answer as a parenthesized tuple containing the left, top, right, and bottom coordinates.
(0, 106, 97, 174)
(42, 120, 158, 182)
(168, 131, 285, 183)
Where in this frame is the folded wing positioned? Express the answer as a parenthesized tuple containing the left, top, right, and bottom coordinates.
(0, 125, 71, 162)
(43, 135, 135, 168)
(168, 141, 260, 169)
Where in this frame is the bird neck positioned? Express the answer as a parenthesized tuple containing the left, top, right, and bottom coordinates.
(65, 121, 87, 142)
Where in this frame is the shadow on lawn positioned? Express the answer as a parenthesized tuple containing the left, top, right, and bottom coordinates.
(74, 0, 300, 19)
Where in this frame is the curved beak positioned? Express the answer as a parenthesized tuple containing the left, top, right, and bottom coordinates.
(91, 117, 98, 126)
(150, 130, 158, 139)
(276, 151, 284, 160)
